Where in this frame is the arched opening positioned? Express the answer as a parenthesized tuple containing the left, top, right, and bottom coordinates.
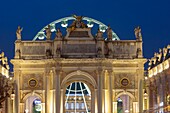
(61, 70, 97, 113)
(117, 95, 133, 113)
(65, 82, 91, 113)
(24, 96, 42, 113)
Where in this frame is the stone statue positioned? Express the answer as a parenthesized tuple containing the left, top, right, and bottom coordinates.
(56, 45, 61, 57)
(46, 49, 52, 58)
(15, 49, 21, 59)
(97, 47, 102, 57)
(136, 48, 142, 58)
(69, 15, 87, 30)
(16, 26, 23, 40)
(55, 29, 62, 39)
(134, 26, 142, 41)
(163, 47, 168, 59)
(45, 25, 51, 40)
(106, 25, 113, 40)
(0, 52, 4, 58)
(96, 28, 103, 39)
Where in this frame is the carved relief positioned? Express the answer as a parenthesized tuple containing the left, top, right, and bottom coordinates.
(22, 74, 43, 90)
(115, 73, 135, 89)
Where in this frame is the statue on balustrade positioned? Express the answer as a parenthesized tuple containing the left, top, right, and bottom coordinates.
(45, 25, 51, 40)
(55, 28, 62, 39)
(16, 26, 23, 40)
(96, 28, 103, 39)
(106, 25, 113, 41)
(56, 45, 61, 57)
(134, 26, 142, 41)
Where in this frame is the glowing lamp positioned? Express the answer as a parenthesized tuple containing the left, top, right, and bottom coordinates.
(38, 32, 45, 40)
(87, 20, 93, 27)
(50, 24, 56, 32)
(99, 25, 106, 32)
(61, 20, 68, 27)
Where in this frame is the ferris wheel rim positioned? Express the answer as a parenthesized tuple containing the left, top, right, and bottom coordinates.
(33, 16, 120, 41)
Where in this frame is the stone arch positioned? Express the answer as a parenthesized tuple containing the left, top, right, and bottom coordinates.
(61, 70, 97, 89)
(61, 70, 97, 113)
(22, 92, 42, 102)
(115, 91, 135, 100)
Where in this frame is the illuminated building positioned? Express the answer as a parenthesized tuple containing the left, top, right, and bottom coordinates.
(0, 52, 12, 113)
(11, 15, 146, 113)
(146, 45, 170, 112)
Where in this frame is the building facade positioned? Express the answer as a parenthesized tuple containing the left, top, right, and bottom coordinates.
(0, 52, 12, 113)
(11, 16, 146, 113)
(146, 45, 170, 112)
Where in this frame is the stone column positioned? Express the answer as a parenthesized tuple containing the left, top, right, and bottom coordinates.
(5, 97, 11, 113)
(42, 103, 45, 113)
(60, 89, 64, 113)
(97, 68, 104, 113)
(95, 89, 98, 113)
(113, 102, 117, 113)
(55, 69, 61, 113)
(14, 71, 20, 113)
(138, 79, 143, 113)
(45, 71, 50, 113)
(108, 70, 113, 113)
(49, 70, 54, 113)
(19, 103, 24, 113)
(133, 102, 138, 113)
(91, 89, 95, 113)
(12, 97, 15, 113)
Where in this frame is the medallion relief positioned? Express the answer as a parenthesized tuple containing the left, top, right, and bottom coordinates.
(22, 74, 43, 90)
(115, 73, 135, 89)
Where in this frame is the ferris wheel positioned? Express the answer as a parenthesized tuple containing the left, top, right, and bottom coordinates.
(33, 16, 120, 41)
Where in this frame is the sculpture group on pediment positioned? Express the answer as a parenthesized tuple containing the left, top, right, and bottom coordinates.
(45, 25, 51, 40)
(16, 26, 23, 40)
(69, 15, 87, 30)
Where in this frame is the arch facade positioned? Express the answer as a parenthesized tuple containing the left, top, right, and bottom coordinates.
(11, 15, 146, 113)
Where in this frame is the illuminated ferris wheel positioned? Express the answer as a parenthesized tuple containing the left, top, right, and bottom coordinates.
(65, 82, 91, 113)
(33, 16, 120, 41)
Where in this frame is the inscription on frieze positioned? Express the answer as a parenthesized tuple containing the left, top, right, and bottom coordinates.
(22, 46, 45, 55)
(69, 31, 89, 37)
(63, 44, 96, 53)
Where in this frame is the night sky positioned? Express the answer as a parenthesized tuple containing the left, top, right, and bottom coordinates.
(1, 0, 170, 71)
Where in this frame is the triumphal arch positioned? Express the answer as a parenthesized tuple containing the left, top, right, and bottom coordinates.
(11, 15, 146, 113)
